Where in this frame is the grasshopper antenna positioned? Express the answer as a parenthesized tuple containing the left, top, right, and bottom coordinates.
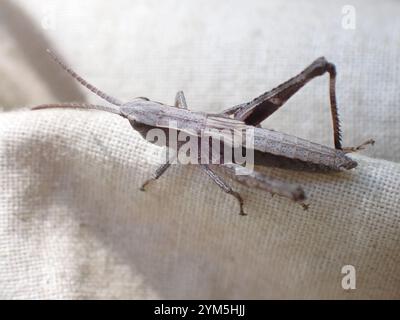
(31, 102, 122, 115)
(46, 49, 124, 106)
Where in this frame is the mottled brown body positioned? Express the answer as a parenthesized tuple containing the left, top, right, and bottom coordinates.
(122, 101, 356, 171)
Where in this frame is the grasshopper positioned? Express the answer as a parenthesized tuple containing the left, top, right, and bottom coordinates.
(32, 50, 374, 215)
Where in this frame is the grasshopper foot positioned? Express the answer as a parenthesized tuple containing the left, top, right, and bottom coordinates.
(300, 203, 310, 210)
(232, 191, 247, 216)
(140, 180, 151, 192)
(343, 139, 375, 153)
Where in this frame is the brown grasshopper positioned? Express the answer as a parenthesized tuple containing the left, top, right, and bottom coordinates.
(32, 50, 374, 215)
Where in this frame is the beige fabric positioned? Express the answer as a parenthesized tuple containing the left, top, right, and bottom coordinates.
(1, 110, 400, 299)
(1, 0, 400, 299)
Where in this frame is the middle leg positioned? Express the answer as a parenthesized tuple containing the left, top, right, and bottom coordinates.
(139, 90, 188, 191)
(200, 164, 246, 215)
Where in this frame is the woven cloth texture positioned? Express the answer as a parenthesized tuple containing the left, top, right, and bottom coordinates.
(1, 0, 400, 299)
(1, 110, 400, 299)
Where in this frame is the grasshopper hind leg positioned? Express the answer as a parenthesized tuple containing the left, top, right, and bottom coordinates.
(222, 57, 343, 150)
(214, 163, 310, 212)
